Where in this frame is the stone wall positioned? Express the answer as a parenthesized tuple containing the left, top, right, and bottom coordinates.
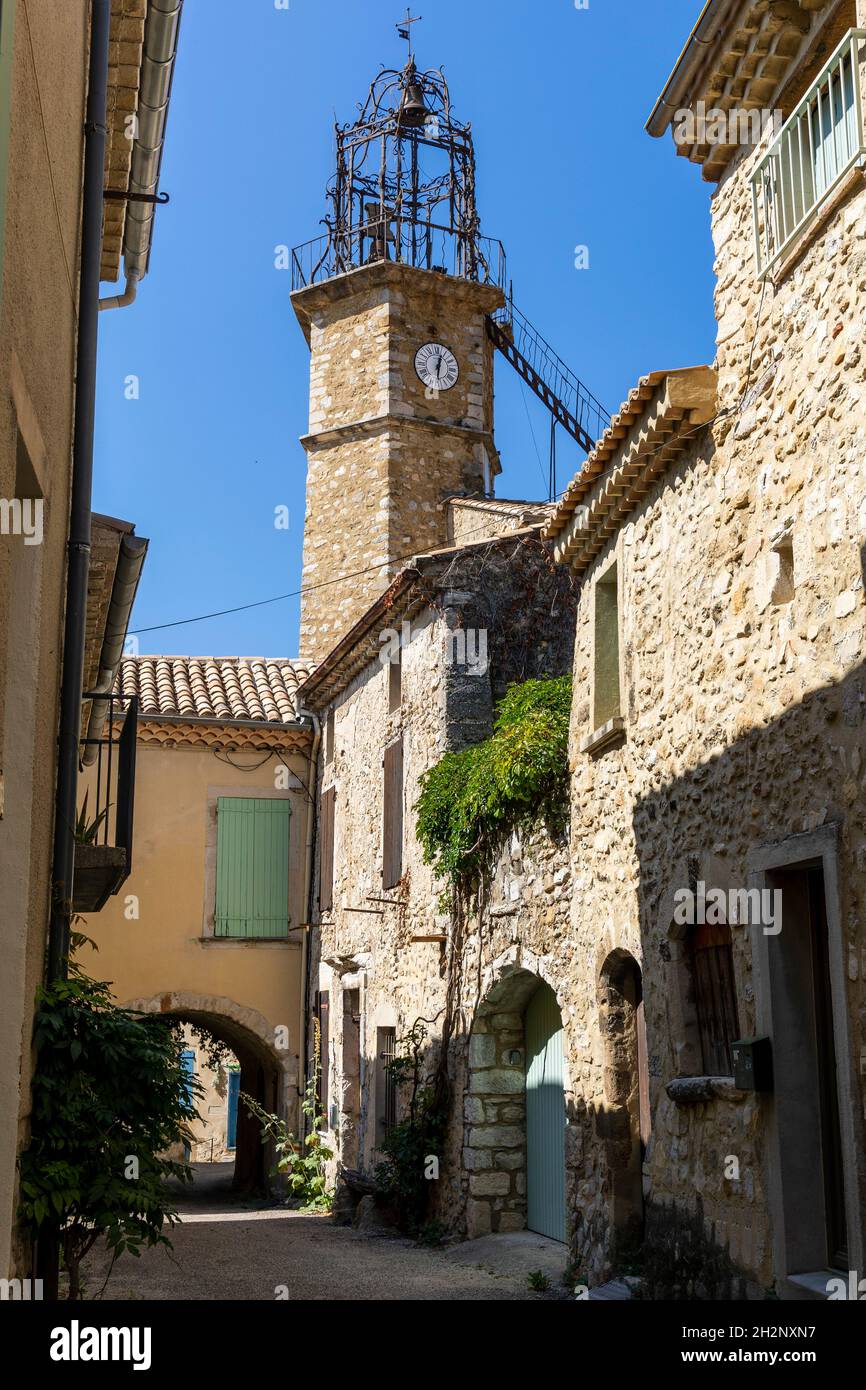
(293, 262, 502, 662)
(559, 91, 866, 1289)
(309, 533, 578, 1234)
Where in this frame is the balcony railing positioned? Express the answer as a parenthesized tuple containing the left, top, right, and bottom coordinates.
(291, 216, 507, 293)
(73, 692, 138, 913)
(752, 29, 866, 277)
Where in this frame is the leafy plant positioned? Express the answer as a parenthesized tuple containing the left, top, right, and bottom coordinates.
(373, 1020, 446, 1236)
(417, 1218, 448, 1247)
(73, 791, 109, 845)
(241, 1020, 332, 1211)
(528, 1269, 551, 1292)
(415, 675, 572, 893)
(18, 965, 199, 1299)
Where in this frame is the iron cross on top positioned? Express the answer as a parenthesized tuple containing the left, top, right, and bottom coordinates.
(396, 9, 421, 60)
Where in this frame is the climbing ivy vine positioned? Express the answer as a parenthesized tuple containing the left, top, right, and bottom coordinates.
(415, 674, 572, 894)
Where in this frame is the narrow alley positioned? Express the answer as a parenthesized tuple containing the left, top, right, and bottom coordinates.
(81, 1166, 572, 1301)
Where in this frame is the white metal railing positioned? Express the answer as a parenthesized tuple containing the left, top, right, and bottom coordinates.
(752, 29, 866, 276)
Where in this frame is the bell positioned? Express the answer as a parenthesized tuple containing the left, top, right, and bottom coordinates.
(399, 80, 427, 127)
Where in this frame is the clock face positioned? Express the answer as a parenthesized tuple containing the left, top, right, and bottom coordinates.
(414, 342, 459, 392)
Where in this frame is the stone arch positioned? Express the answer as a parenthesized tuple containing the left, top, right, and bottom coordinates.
(596, 950, 648, 1251)
(464, 962, 568, 1242)
(124, 991, 298, 1194)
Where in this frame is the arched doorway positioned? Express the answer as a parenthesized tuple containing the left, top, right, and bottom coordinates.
(598, 951, 650, 1248)
(465, 968, 568, 1243)
(124, 992, 296, 1196)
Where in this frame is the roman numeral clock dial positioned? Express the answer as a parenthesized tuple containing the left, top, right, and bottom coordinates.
(414, 341, 459, 392)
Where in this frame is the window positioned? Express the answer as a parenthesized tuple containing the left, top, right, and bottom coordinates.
(593, 561, 621, 729)
(214, 797, 290, 937)
(376, 1027, 397, 1136)
(388, 652, 401, 713)
(382, 738, 403, 888)
(770, 535, 795, 606)
(691, 922, 739, 1076)
(180, 1049, 195, 1109)
(319, 786, 335, 913)
(324, 709, 335, 765)
(753, 28, 866, 276)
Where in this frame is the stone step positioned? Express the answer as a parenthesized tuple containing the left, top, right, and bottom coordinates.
(587, 1279, 635, 1301)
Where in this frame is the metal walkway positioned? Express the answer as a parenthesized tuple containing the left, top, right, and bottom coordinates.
(487, 302, 609, 457)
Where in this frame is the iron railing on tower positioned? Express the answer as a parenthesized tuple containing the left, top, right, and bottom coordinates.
(291, 216, 507, 293)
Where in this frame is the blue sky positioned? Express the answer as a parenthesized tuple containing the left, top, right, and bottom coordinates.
(95, 0, 715, 659)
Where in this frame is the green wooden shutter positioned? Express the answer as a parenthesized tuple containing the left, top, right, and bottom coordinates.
(215, 798, 290, 938)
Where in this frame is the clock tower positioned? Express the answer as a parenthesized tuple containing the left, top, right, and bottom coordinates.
(291, 46, 506, 663)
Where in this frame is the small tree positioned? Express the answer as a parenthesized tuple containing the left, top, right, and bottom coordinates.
(242, 1019, 333, 1211)
(374, 1020, 446, 1235)
(18, 963, 200, 1299)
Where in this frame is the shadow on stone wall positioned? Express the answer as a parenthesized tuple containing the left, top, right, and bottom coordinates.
(626, 597, 866, 1293)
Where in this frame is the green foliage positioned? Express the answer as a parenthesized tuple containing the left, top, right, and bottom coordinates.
(73, 791, 109, 845)
(242, 1021, 333, 1211)
(373, 1021, 445, 1236)
(527, 1269, 551, 1292)
(415, 675, 572, 891)
(416, 1218, 448, 1247)
(18, 965, 199, 1299)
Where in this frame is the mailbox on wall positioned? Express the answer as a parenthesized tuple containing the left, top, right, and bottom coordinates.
(732, 1036, 774, 1092)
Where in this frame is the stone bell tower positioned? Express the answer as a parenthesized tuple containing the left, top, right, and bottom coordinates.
(291, 36, 505, 663)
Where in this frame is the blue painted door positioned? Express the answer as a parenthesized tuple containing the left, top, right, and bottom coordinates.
(226, 1069, 240, 1150)
(525, 982, 567, 1241)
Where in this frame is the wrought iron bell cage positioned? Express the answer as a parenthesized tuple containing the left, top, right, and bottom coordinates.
(292, 60, 506, 290)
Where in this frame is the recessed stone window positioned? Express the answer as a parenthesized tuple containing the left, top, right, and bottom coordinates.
(770, 535, 795, 606)
(593, 560, 621, 730)
(388, 652, 402, 713)
(667, 916, 739, 1083)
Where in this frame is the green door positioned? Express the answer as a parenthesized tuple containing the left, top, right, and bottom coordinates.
(525, 981, 566, 1241)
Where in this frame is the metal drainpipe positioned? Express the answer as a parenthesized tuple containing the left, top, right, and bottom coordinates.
(46, 0, 112, 984)
(98, 267, 139, 311)
(98, 0, 183, 312)
(297, 709, 321, 1134)
(38, 0, 111, 1299)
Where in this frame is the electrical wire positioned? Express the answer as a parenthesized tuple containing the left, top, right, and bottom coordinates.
(129, 310, 770, 641)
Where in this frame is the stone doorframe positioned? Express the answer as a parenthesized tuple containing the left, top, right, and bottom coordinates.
(749, 824, 865, 1299)
(463, 950, 570, 1240)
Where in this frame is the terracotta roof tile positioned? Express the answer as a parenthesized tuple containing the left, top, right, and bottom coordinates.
(116, 656, 315, 723)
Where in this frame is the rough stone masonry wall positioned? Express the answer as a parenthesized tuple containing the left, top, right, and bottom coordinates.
(312, 535, 578, 1235)
(296, 265, 501, 663)
(562, 122, 866, 1288)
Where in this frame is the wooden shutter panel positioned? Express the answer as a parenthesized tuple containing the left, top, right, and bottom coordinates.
(382, 738, 403, 889)
(215, 798, 291, 938)
(319, 786, 335, 913)
(316, 990, 329, 1121)
(692, 923, 739, 1075)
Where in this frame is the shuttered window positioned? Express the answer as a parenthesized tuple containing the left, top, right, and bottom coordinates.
(319, 786, 335, 913)
(692, 922, 739, 1076)
(316, 990, 330, 1123)
(214, 797, 290, 938)
(382, 738, 403, 889)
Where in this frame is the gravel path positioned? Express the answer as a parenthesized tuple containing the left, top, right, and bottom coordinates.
(81, 1164, 566, 1302)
